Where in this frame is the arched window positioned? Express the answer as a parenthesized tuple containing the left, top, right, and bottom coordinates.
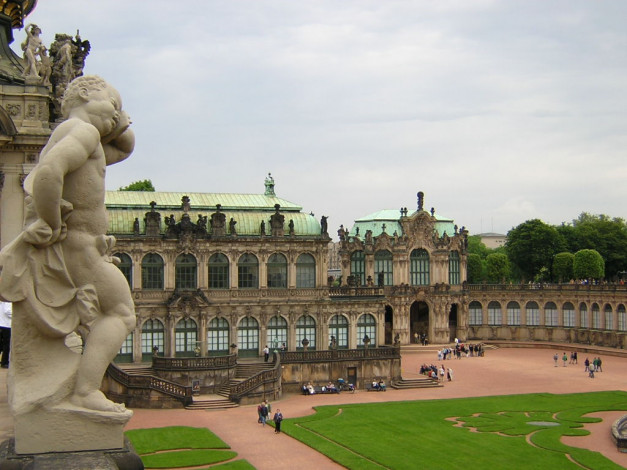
(208, 317, 229, 356)
(618, 305, 626, 332)
(350, 251, 365, 286)
(526, 301, 539, 326)
(563, 302, 575, 328)
(374, 250, 393, 286)
(449, 251, 460, 285)
(357, 314, 376, 347)
(580, 303, 589, 328)
(237, 317, 259, 357)
(208, 253, 229, 289)
(116, 332, 133, 363)
(296, 253, 316, 288)
(488, 301, 502, 325)
(141, 253, 164, 290)
(469, 301, 482, 325)
(141, 319, 164, 361)
(410, 249, 430, 286)
(296, 315, 316, 350)
(329, 314, 349, 349)
(175, 253, 197, 290)
(238, 253, 259, 289)
(562, 302, 575, 328)
(507, 301, 520, 326)
(545, 302, 558, 327)
(175, 318, 198, 357)
(115, 252, 132, 288)
(591, 303, 600, 329)
(267, 315, 288, 350)
(267, 253, 287, 288)
(604, 304, 613, 330)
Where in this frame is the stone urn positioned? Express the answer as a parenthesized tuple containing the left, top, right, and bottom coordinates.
(301, 338, 309, 351)
(363, 335, 371, 349)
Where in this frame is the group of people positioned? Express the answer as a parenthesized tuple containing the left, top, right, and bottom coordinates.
(437, 343, 483, 361)
(419, 364, 454, 381)
(257, 401, 284, 433)
(301, 381, 340, 394)
(584, 357, 603, 378)
(370, 379, 386, 391)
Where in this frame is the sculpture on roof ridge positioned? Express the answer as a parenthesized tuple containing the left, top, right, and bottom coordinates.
(264, 172, 275, 196)
(20, 23, 43, 80)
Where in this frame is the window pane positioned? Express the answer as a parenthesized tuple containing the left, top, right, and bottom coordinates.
(296, 253, 316, 288)
(238, 253, 259, 288)
(209, 253, 229, 289)
(142, 253, 164, 290)
(374, 250, 393, 286)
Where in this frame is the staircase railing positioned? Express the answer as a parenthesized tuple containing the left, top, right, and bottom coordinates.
(228, 354, 282, 402)
(107, 363, 193, 406)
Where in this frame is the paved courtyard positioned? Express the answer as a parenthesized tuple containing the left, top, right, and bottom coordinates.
(1, 346, 626, 469)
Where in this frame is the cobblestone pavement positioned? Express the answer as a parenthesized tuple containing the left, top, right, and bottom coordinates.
(1, 347, 626, 469)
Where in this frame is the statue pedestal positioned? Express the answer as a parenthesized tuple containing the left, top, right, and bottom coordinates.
(14, 403, 132, 454)
(0, 437, 143, 470)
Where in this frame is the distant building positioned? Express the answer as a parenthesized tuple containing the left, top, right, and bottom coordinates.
(477, 232, 507, 249)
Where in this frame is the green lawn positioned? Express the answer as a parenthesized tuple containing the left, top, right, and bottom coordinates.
(126, 426, 254, 469)
(280, 391, 627, 470)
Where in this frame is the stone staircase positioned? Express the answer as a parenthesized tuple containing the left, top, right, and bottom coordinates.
(216, 361, 275, 399)
(390, 376, 443, 390)
(185, 394, 239, 411)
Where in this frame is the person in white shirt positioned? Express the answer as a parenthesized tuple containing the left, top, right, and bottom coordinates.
(0, 301, 11, 368)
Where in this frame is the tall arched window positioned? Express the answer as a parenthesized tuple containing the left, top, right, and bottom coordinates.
(175, 318, 198, 357)
(488, 301, 502, 325)
(329, 314, 349, 349)
(116, 332, 133, 363)
(238, 253, 259, 289)
(592, 303, 600, 329)
(296, 315, 316, 350)
(507, 301, 520, 326)
(618, 304, 626, 332)
(350, 251, 365, 286)
(296, 253, 316, 288)
(526, 301, 539, 326)
(175, 253, 197, 290)
(449, 251, 460, 285)
(141, 319, 164, 361)
(580, 303, 589, 328)
(374, 250, 393, 286)
(115, 252, 132, 288)
(208, 317, 229, 356)
(410, 249, 430, 286)
(208, 253, 229, 289)
(141, 253, 164, 290)
(469, 301, 483, 325)
(357, 314, 376, 347)
(237, 317, 259, 357)
(545, 302, 558, 327)
(267, 316, 288, 350)
(604, 304, 613, 330)
(267, 253, 287, 288)
(563, 302, 575, 328)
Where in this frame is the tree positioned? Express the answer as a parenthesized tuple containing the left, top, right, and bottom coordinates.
(467, 235, 490, 259)
(486, 253, 510, 283)
(573, 249, 605, 280)
(119, 179, 155, 191)
(552, 252, 574, 283)
(466, 253, 483, 283)
(564, 213, 627, 280)
(505, 219, 565, 281)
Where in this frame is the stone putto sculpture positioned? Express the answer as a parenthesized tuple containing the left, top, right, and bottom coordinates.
(0, 75, 135, 454)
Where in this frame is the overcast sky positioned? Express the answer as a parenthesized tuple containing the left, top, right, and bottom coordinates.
(22, 1, 627, 237)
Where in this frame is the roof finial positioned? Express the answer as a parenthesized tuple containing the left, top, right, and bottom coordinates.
(417, 191, 424, 211)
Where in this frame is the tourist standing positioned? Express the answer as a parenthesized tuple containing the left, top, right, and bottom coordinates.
(562, 352, 568, 367)
(263, 345, 269, 362)
(553, 353, 558, 367)
(597, 357, 602, 372)
(0, 301, 11, 368)
(584, 357, 590, 372)
(273, 409, 283, 434)
(259, 401, 269, 426)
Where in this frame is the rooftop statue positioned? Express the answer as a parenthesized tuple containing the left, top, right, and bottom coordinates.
(0, 75, 135, 453)
(21, 23, 44, 80)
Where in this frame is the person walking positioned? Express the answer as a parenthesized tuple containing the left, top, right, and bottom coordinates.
(584, 357, 590, 372)
(0, 301, 11, 368)
(263, 345, 269, 362)
(259, 401, 269, 426)
(553, 353, 559, 367)
(597, 357, 602, 372)
(562, 352, 568, 367)
(273, 409, 283, 434)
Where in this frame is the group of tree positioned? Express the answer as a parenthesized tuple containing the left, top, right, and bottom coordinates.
(467, 213, 627, 284)
(119, 179, 155, 192)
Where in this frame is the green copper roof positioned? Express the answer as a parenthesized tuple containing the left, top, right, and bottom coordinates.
(105, 191, 321, 236)
(349, 209, 456, 238)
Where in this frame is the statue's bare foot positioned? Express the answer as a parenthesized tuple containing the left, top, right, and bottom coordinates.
(70, 390, 127, 413)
